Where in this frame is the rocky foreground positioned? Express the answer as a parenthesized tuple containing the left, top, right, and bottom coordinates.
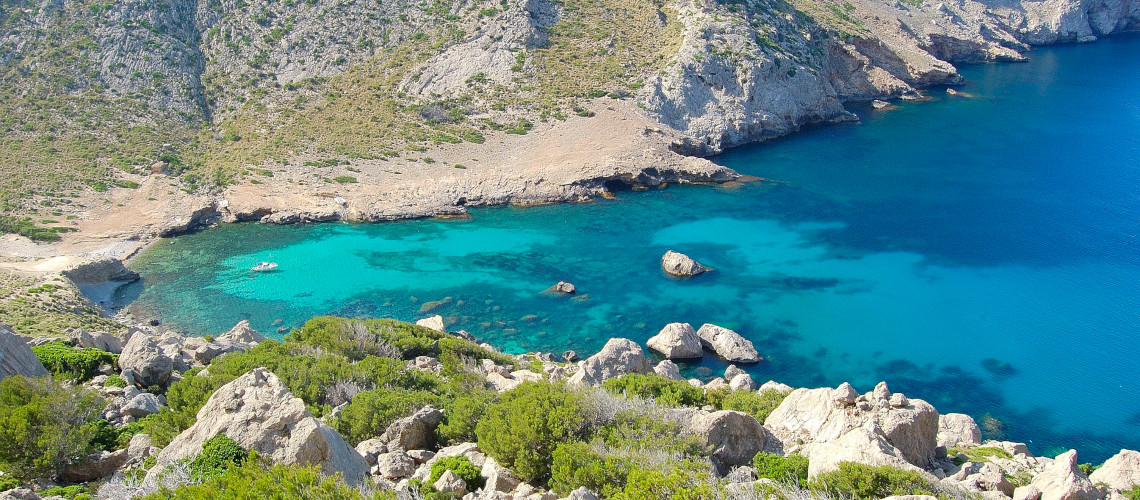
(2, 311, 1139, 500)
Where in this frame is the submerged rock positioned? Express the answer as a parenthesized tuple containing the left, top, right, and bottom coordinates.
(545, 281, 577, 294)
(661, 250, 710, 277)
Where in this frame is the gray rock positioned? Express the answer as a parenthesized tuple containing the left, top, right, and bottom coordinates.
(0, 488, 40, 500)
(0, 322, 48, 380)
(127, 433, 154, 463)
(60, 448, 129, 482)
(566, 338, 652, 386)
(760, 381, 794, 394)
(725, 364, 745, 380)
(695, 324, 760, 363)
(119, 333, 173, 387)
(688, 410, 769, 474)
(562, 350, 579, 363)
(938, 413, 983, 448)
(646, 322, 703, 359)
(376, 451, 416, 479)
(434, 470, 467, 495)
(407, 449, 435, 464)
(356, 438, 388, 465)
(379, 405, 444, 451)
(654, 360, 685, 381)
(145, 368, 368, 487)
(833, 382, 859, 406)
(546, 281, 577, 294)
(1015, 485, 1043, 500)
(121, 393, 163, 418)
(71, 330, 123, 354)
(1031, 450, 1102, 500)
(729, 373, 757, 392)
(1089, 449, 1140, 491)
(415, 315, 446, 333)
(661, 250, 710, 277)
(482, 456, 520, 493)
(566, 487, 601, 500)
(487, 372, 523, 392)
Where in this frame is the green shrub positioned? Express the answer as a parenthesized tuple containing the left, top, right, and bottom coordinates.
(140, 371, 225, 446)
(810, 462, 937, 499)
(436, 391, 495, 445)
(190, 434, 249, 481)
(104, 374, 127, 387)
(610, 461, 718, 500)
(601, 373, 705, 407)
(0, 376, 105, 481)
(475, 381, 590, 483)
(753, 452, 809, 482)
(39, 485, 89, 499)
(30, 341, 117, 382)
(141, 459, 380, 500)
(0, 475, 19, 492)
(948, 446, 1013, 462)
(89, 419, 142, 451)
(429, 456, 484, 491)
(709, 388, 789, 423)
(1123, 488, 1140, 500)
(550, 442, 629, 497)
(335, 388, 441, 445)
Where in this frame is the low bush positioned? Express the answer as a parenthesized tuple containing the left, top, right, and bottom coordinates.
(709, 388, 789, 423)
(610, 461, 718, 500)
(104, 374, 127, 387)
(334, 388, 442, 445)
(0, 475, 18, 492)
(949, 446, 1013, 463)
(90, 420, 142, 451)
(39, 485, 90, 499)
(810, 462, 938, 499)
(435, 391, 495, 446)
(1123, 488, 1140, 500)
(476, 381, 590, 483)
(140, 459, 383, 500)
(189, 434, 249, 481)
(753, 452, 809, 482)
(428, 456, 484, 491)
(601, 373, 705, 407)
(30, 341, 117, 382)
(0, 376, 106, 481)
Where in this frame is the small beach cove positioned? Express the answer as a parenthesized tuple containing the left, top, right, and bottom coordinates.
(119, 35, 1140, 462)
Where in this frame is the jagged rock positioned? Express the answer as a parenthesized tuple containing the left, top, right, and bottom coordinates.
(145, 368, 368, 486)
(803, 426, 925, 477)
(414, 356, 443, 372)
(688, 410, 769, 473)
(890, 393, 909, 408)
(190, 320, 267, 365)
(60, 448, 129, 482)
(127, 433, 155, 463)
(71, 330, 123, 354)
(376, 451, 416, 479)
(958, 462, 1016, 496)
(407, 450, 435, 464)
(566, 338, 652, 386)
(154, 331, 195, 372)
(121, 392, 163, 418)
(118, 333, 173, 387)
(1031, 450, 1102, 500)
(1015, 485, 1043, 500)
(704, 377, 729, 391)
(545, 281, 577, 294)
(760, 381, 794, 394)
(661, 250, 710, 277)
(765, 384, 939, 470)
(562, 350, 579, 363)
(416, 315, 446, 333)
(938, 413, 983, 448)
(695, 324, 760, 363)
(646, 322, 703, 359)
(218, 320, 266, 345)
(0, 488, 40, 500)
(434, 470, 467, 495)
(988, 441, 1033, 457)
(654, 360, 685, 381)
(0, 322, 48, 380)
(379, 405, 444, 451)
(452, 330, 476, 342)
(1089, 449, 1140, 491)
(487, 372, 523, 392)
(482, 456, 521, 493)
(729, 373, 757, 392)
(356, 439, 388, 465)
(725, 365, 745, 380)
(565, 487, 601, 500)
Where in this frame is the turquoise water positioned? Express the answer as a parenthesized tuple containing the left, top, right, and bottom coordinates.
(121, 35, 1140, 462)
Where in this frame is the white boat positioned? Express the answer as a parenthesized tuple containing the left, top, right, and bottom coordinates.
(251, 262, 278, 272)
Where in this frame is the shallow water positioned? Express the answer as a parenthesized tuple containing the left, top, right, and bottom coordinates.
(122, 35, 1140, 462)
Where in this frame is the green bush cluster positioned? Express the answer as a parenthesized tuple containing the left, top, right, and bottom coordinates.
(30, 341, 117, 382)
(334, 389, 441, 445)
(0, 376, 106, 481)
(103, 374, 127, 387)
(475, 381, 591, 483)
(1123, 488, 1140, 500)
(141, 459, 387, 500)
(708, 388, 789, 423)
(189, 434, 249, 481)
(602, 373, 704, 407)
(753, 452, 809, 482)
(428, 456, 484, 491)
(0, 475, 18, 492)
(39, 485, 91, 500)
(809, 462, 938, 499)
(90, 420, 142, 451)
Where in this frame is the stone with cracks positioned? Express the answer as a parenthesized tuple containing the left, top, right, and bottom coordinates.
(687, 410, 769, 474)
(416, 315, 446, 333)
(434, 470, 467, 495)
(0, 322, 48, 380)
(1031, 450, 1104, 500)
(696, 324, 760, 363)
(1089, 449, 1140, 491)
(654, 360, 685, 381)
(661, 250, 710, 277)
(379, 405, 444, 451)
(118, 333, 173, 387)
(937, 413, 983, 448)
(567, 338, 653, 386)
(646, 322, 703, 359)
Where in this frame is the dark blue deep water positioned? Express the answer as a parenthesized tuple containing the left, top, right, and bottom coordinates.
(122, 35, 1140, 462)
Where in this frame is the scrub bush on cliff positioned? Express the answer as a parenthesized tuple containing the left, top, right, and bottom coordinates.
(601, 373, 705, 407)
(0, 376, 106, 481)
(475, 381, 591, 483)
(31, 341, 117, 382)
(810, 462, 939, 499)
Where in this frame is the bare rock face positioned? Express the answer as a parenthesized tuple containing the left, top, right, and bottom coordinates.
(1089, 449, 1140, 491)
(729, 373, 757, 392)
(71, 330, 123, 354)
(1031, 450, 1103, 500)
(566, 338, 653, 386)
(378, 405, 444, 451)
(118, 333, 173, 387)
(654, 360, 685, 381)
(416, 315, 447, 333)
(661, 250, 710, 277)
(60, 448, 129, 482)
(687, 410, 770, 474)
(434, 470, 468, 495)
(0, 322, 48, 380)
(146, 368, 368, 486)
(375, 450, 416, 479)
(938, 413, 983, 448)
(802, 426, 925, 477)
(760, 381, 795, 394)
(696, 324, 760, 363)
(765, 383, 939, 472)
(481, 456, 521, 493)
(646, 322, 703, 359)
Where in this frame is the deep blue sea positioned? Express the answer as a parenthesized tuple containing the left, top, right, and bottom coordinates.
(120, 35, 1140, 462)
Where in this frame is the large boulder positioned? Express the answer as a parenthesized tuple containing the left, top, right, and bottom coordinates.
(121, 393, 163, 418)
(687, 410, 770, 473)
(145, 368, 368, 486)
(434, 470, 467, 495)
(938, 413, 982, 448)
(802, 426, 925, 477)
(481, 456, 520, 493)
(378, 405, 444, 451)
(765, 383, 939, 470)
(1089, 449, 1140, 491)
(654, 360, 685, 381)
(695, 324, 760, 363)
(416, 315, 446, 333)
(71, 330, 123, 354)
(119, 333, 173, 387)
(1031, 450, 1103, 500)
(60, 448, 129, 482)
(661, 250, 710, 277)
(0, 322, 48, 380)
(646, 323, 703, 359)
(567, 338, 652, 386)
(190, 320, 267, 365)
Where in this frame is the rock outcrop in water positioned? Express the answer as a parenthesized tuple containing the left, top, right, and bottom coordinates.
(661, 251, 711, 277)
(696, 323, 761, 363)
(646, 322, 704, 359)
